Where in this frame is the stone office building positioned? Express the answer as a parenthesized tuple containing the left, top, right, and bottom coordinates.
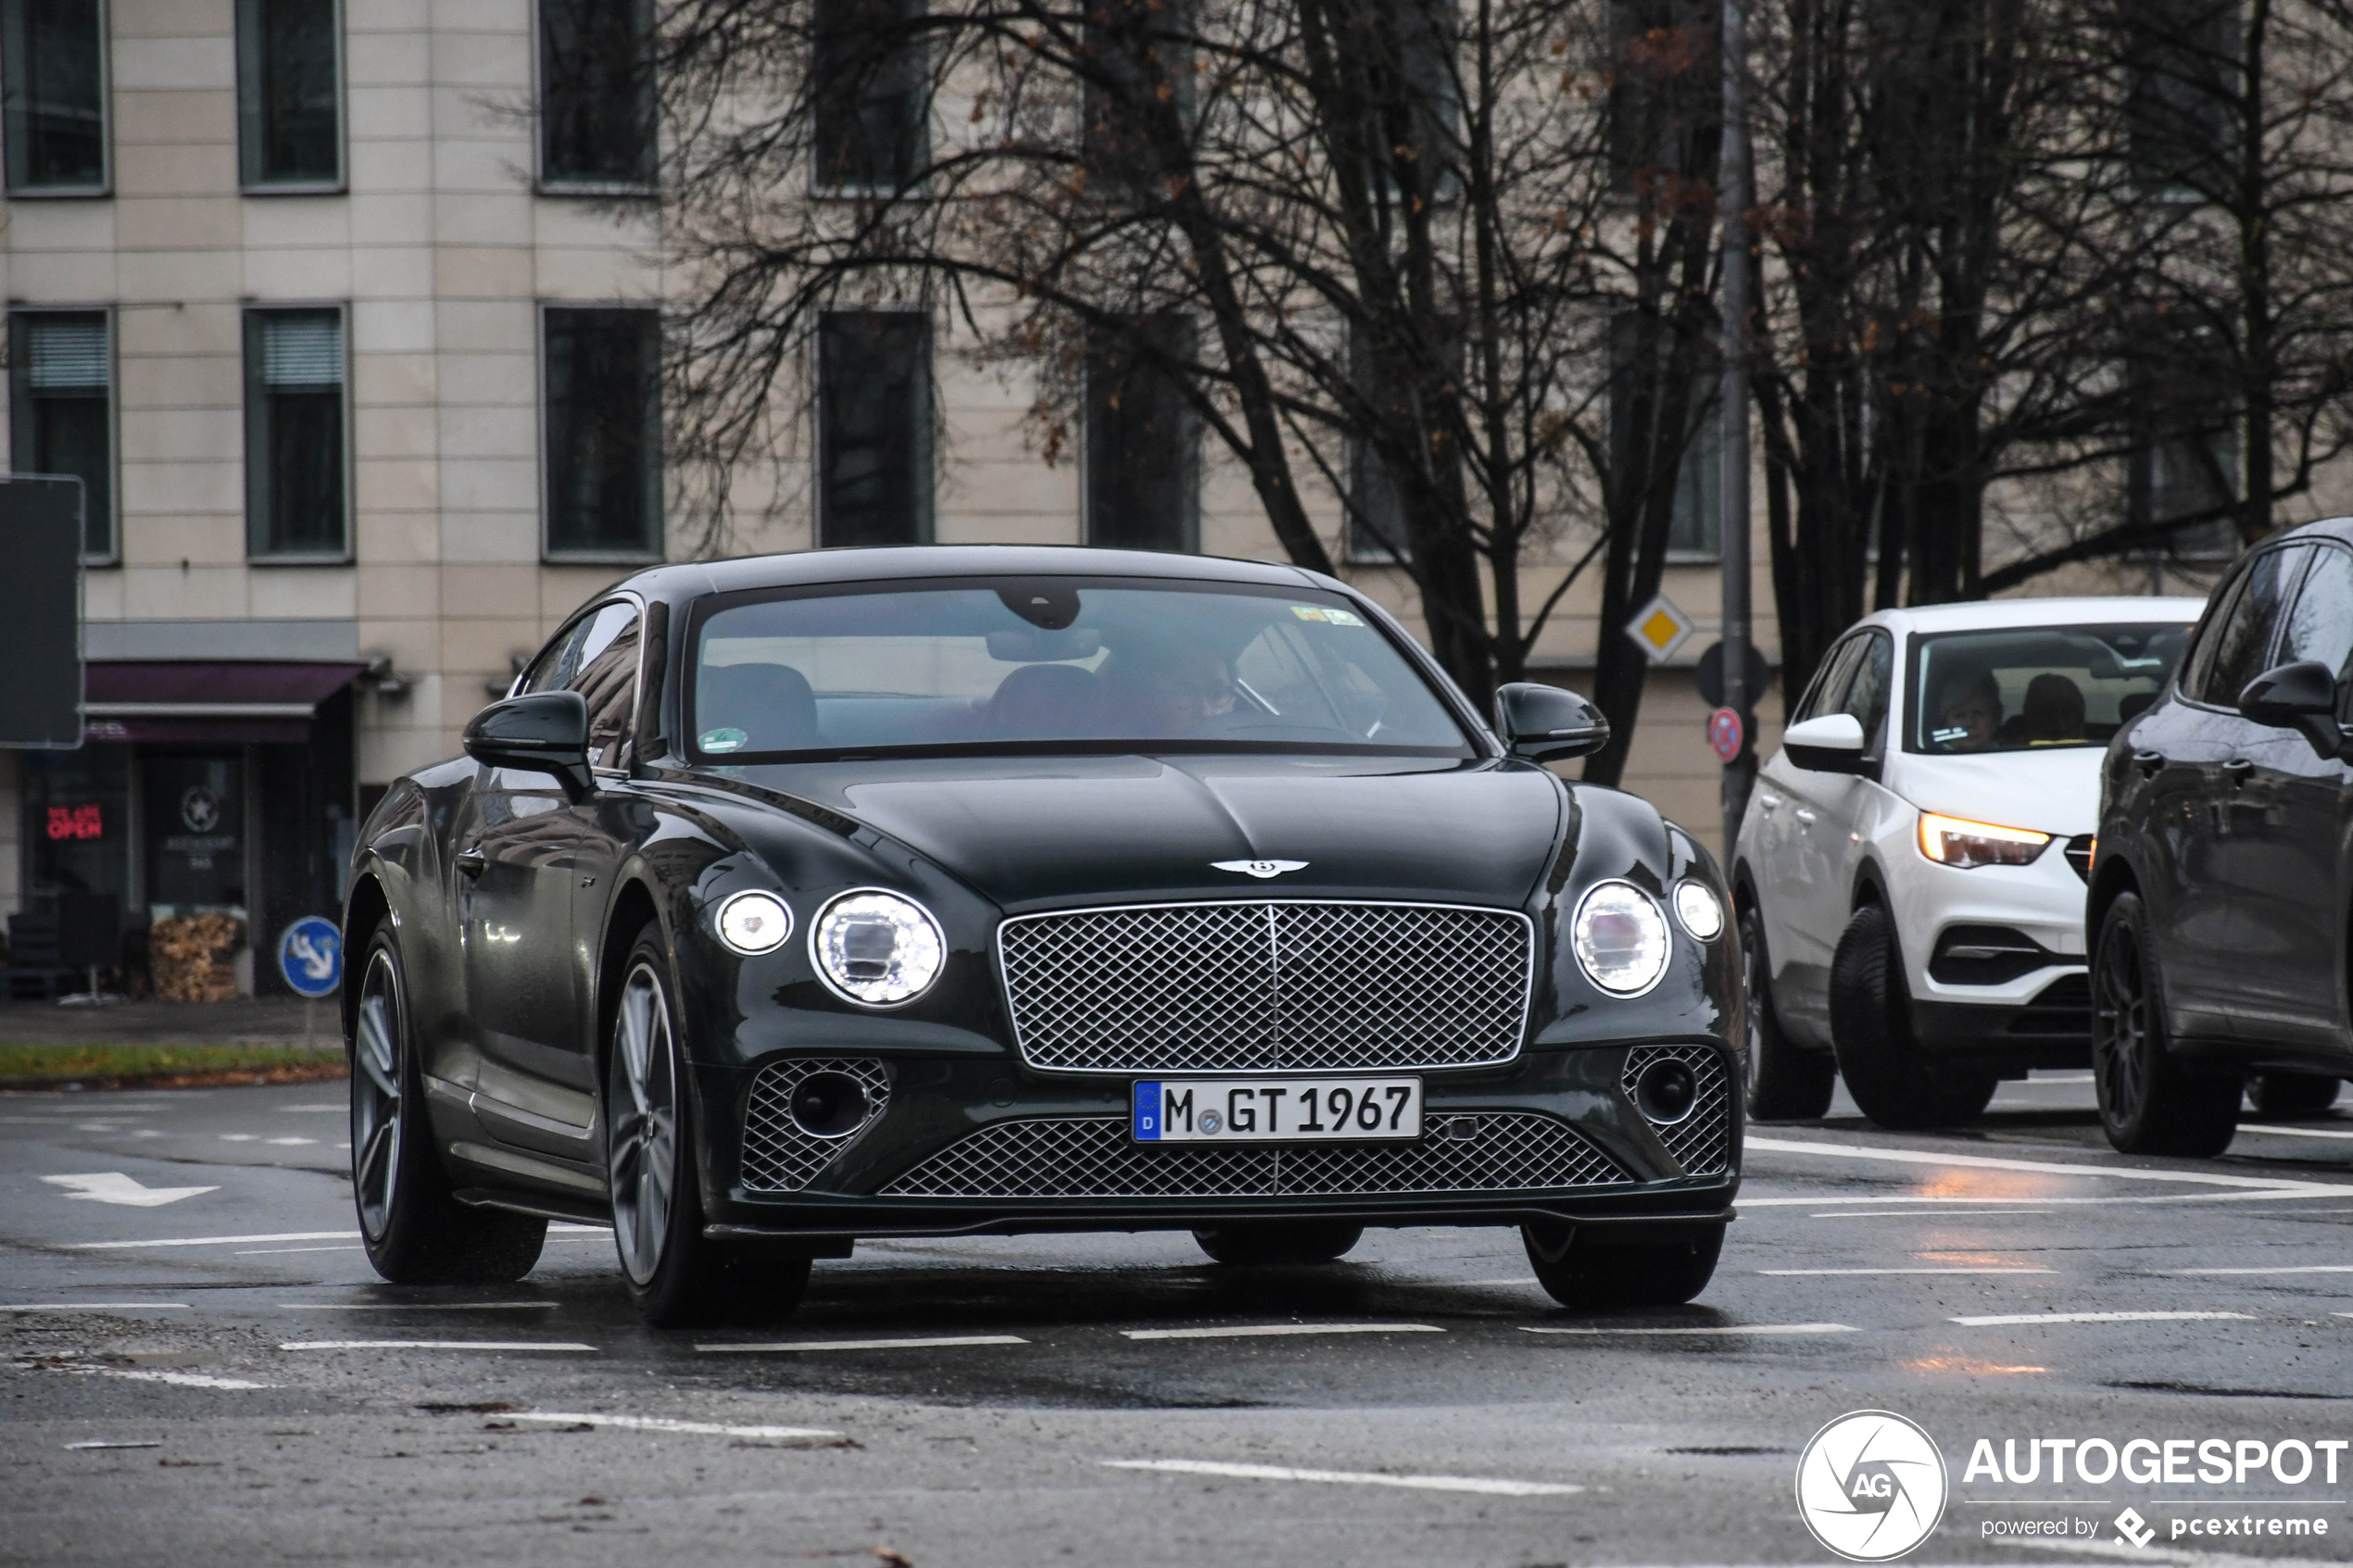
(0, 0, 1772, 996)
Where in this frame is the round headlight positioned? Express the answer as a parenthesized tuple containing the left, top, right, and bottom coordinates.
(1672, 880, 1724, 942)
(1572, 882, 1671, 996)
(812, 890, 945, 1006)
(714, 890, 793, 956)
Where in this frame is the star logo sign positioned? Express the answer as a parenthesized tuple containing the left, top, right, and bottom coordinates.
(1794, 1411, 1949, 1562)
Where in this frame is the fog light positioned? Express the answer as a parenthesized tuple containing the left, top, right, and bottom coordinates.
(1634, 1058, 1698, 1125)
(789, 1072, 871, 1138)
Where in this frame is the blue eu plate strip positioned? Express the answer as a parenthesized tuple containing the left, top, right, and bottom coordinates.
(1133, 1081, 1161, 1140)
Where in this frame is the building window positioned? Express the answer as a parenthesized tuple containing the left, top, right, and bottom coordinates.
(1082, 0, 1190, 196)
(237, 0, 341, 189)
(1345, 330, 1409, 564)
(1606, 0, 1717, 194)
(7, 310, 112, 558)
(243, 308, 346, 558)
(2124, 0, 2235, 196)
(818, 311, 932, 546)
(543, 306, 663, 558)
(2128, 333, 2237, 557)
(1086, 314, 1197, 553)
(812, 0, 926, 193)
(1609, 312, 1719, 558)
(1, 0, 107, 193)
(539, 0, 655, 188)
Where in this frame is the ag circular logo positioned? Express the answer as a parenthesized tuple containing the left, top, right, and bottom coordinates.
(1794, 1410, 1948, 1562)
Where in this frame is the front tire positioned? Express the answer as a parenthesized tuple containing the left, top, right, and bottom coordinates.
(349, 926, 545, 1284)
(608, 924, 811, 1327)
(1829, 903, 1994, 1130)
(2248, 1073, 2341, 1120)
(2092, 894, 2239, 1156)
(1739, 901, 1836, 1121)
(1193, 1222, 1364, 1265)
(1521, 1223, 1722, 1310)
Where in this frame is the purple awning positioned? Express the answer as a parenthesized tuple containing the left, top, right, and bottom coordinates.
(82, 661, 367, 744)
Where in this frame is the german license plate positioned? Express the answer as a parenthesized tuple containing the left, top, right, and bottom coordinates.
(1131, 1077, 1422, 1143)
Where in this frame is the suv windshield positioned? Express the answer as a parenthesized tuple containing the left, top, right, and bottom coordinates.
(1906, 623, 2190, 755)
(689, 579, 1473, 761)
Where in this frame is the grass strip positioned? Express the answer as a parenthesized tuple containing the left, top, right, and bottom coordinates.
(0, 1041, 346, 1089)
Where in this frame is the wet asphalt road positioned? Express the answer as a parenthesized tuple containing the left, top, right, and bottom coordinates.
(4, 1073, 2352, 1567)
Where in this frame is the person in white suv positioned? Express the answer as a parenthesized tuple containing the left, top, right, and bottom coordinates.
(1732, 598, 2203, 1127)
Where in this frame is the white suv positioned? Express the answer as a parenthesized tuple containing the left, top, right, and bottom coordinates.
(1732, 597, 2204, 1127)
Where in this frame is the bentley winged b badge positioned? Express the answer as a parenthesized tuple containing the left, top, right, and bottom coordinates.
(1212, 859, 1309, 879)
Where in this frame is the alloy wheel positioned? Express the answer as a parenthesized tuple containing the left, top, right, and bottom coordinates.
(610, 962, 679, 1286)
(350, 947, 405, 1241)
(1739, 918, 1766, 1101)
(2092, 922, 2147, 1123)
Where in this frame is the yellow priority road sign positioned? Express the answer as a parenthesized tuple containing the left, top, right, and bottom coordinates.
(1623, 593, 1695, 664)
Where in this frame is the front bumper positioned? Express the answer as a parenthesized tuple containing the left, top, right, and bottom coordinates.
(1909, 972, 2091, 1068)
(691, 1040, 1741, 1242)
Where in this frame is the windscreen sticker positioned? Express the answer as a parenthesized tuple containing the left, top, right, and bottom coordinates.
(1291, 605, 1366, 627)
(699, 726, 749, 753)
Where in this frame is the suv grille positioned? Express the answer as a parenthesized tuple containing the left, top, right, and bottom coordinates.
(876, 1112, 1629, 1199)
(997, 901, 1533, 1074)
(1620, 1045, 1734, 1176)
(740, 1058, 891, 1194)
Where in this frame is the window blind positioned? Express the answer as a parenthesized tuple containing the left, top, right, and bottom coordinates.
(261, 313, 342, 386)
(26, 316, 107, 389)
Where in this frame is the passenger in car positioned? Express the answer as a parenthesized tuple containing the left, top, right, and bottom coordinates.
(986, 661, 1104, 738)
(2021, 673, 2088, 746)
(1932, 670, 2003, 753)
(1103, 642, 1241, 736)
(699, 661, 820, 751)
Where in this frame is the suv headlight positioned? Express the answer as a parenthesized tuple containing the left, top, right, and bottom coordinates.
(812, 890, 946, 1006)
(713, 890, 793, 955)
(1917, 811, 2052, 869)
(1572, 882, 1671, 996)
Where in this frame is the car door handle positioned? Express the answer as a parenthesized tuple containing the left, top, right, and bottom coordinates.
(1756, 791, 1781, 812)
(1793, 807, 1817, 825)
(2222, 758, 2256, 784)
(2133, 749, 2166, 776)
(456, 846, 487, 879)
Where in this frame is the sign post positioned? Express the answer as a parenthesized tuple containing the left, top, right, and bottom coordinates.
(1717, 0, 1758, 863)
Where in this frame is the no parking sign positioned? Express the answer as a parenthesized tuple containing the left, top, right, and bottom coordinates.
(277, 916, 343, 997)
(1706, 707, 1744, 763)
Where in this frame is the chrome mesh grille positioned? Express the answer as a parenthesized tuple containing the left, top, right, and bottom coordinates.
(1620, 1045, 1733, 1176)
(998, 901, 1533, 1073)
(875, 1112, 1628, 1199)
(741, 1058, 892, 1194)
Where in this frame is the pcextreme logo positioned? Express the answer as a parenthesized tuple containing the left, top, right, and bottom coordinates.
(1795, 1410, 1951, 1562)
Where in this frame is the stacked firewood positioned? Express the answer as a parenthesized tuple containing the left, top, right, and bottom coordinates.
(149, 913, 243, 1002)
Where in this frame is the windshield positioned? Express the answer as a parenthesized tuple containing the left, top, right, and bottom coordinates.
(688, 579, 1473, 760)
(1906, 622, 2191, 755)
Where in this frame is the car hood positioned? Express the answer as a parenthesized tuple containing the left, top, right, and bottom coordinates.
(730, 754, 1566, 911)
(1883, 746, 2105, 836)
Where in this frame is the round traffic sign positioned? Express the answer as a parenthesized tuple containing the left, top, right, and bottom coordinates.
(277, 916, 344, 997)
(1707, 707, 1744, 763)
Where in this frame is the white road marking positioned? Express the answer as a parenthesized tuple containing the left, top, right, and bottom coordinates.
(1950, 1311, 2256, 1326)
(42, 1173, 218, 1208)
(503, 1411, 838, 1438)
(71, 1230, 359, 1249)
(1443, 1277, 1543, 1288)
(1520, 1322, 1857, 1336)
(2011, 1532, 2334, 1567)
(2171, 1264, 2353, 1275)
(1813, 1209, 2058, 1218)
(1122, 1323, 1443, 1341)
(65, 1440, 161, 1450)
(548, 1223, 608, 1233)
(278, 1340, 598, 1352)
(60, 1366, 274, 1390)
(263, 1137, 317, 1147)
(1757, 1267, 2056, 1275)
(237, 1245, 365, 1255)
(2233, 1123, 2353, 1140)
(0, 1302, 190, 1311)
(279, 1300, 557, 1311)
(695, 1335, 1028, 1354)
(1103, 1458, 1580, 1497)
(1748, 1135, 2353, 1194)
(220, 1135, 258, 1143)
(275, 1104, 344, 1112)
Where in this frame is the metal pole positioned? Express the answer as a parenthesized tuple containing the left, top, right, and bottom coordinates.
(1718, 0, 1756, 867)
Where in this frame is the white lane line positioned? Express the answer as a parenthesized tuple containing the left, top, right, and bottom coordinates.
(1951, 1311, 2256, 1326)
(279, 1300, 557, 1311)
(1813, 1209, 2057, 1218)
(1757, 1267, 2056, 1275)
(548, 1223, 608, 1233)
(59, 1366, 274, 1390)
(237, 1246, 365, 1255)
(2172, 1264, 2353, 1275)
(2233, 1123, 2353, 1140)
(263, 1137, 317, 1147)
(695, 1335, 1027, 1354)
(71, 1230, 359, 1250)
(0, 1302, 190, 1311)
(276, 1104, 343, 1112)
(65, 1440, 162, 1450)
(1747, 1135, 2353, 1194)
(1103, 1458, 1580, 1497)
(2010, 1532, 2333, 1567)
(1443, 1277, 1542, 1288)
(1520, 1322, 1857, 1336)
(503, 1411, 839, 1438)
(278, 1340, 598, 1352)
(42, 1173, 217, 1207)
(220, 1135, 258, 1142)
(1122, 1323, 1443, 1341)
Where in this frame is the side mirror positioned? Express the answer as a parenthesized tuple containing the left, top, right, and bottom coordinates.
(1782, 711, 1869, 774)
(463, 691, 596, 802)
(1494, 682, 1611, 763)
(2238, 659, 2348, 760)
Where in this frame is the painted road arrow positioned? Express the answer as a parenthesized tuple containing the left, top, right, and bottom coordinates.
(43, 1173, 220, 1208)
